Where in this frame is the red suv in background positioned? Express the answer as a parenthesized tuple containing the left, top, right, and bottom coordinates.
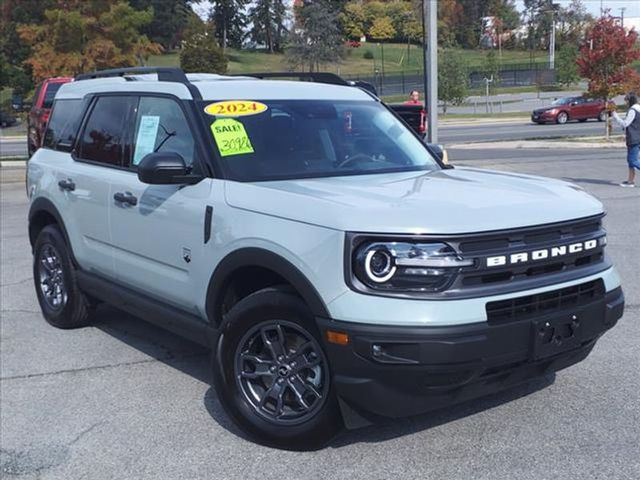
(532, 96, 612, 125)
(28, 77, 72, 156)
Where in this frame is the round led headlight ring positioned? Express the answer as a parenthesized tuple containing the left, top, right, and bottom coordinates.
(364, 248, 397, 283)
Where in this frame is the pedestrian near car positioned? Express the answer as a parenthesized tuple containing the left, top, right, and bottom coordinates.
(404, 90, 422, 105)
(612, 92, 640, 187)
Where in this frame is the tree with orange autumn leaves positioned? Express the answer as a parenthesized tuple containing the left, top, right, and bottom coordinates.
(577, 12, 640, 136)
(17, 1, 161, 82)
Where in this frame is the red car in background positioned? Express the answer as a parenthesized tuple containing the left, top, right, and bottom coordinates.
(28, 77, 72, 156)
(531, 96, 612, 125)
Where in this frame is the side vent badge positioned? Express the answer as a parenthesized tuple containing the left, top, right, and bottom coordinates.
(182, 247, 192, 264)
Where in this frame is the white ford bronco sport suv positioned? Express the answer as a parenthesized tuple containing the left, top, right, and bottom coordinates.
(27, 67, 625, 450)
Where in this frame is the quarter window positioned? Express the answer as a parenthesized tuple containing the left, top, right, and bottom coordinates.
(131, 97, 196, 167)
(78, 96, 135, 167)
(43, 99, 84, 152)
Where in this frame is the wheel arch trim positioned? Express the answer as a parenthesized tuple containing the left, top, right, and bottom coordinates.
(205, 248, 331, 326)
(28, 197, 77, 264)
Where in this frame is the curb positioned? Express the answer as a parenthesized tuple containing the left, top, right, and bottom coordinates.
(0, 160, 27, 168)
(0, 135, 27, 141)
(450, 140, 626, 150)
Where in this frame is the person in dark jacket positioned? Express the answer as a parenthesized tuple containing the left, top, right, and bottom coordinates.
(612, 92, 640, 187)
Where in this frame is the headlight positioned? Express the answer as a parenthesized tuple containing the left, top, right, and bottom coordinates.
(353, 241, 474, 293)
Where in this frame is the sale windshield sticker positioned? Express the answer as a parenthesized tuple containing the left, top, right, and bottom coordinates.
(210, 118, 255, 157)
(204, 100, 268, 117)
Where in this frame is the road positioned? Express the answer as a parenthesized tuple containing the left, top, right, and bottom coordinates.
(0, 137, 28, 158)
(0, 120, 616, 159)
(439, 118, 609, 144)
(1, 148, 638, 480)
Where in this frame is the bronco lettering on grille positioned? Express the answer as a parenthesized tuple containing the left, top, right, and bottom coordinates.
(486, 239, 599, 268)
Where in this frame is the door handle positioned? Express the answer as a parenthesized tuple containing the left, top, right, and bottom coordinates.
(113, 191, 138, 206)
(58, 179, 75, 191)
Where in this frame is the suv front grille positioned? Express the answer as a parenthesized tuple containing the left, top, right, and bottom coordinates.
(448, 215, 607, 293)
(486, 279, 605, 324)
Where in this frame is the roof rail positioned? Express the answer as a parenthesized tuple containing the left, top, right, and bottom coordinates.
(75, 67, 189, 83)
(235, 72, 349, 86)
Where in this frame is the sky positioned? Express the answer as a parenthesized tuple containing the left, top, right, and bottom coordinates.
(514, 0, 640, 18)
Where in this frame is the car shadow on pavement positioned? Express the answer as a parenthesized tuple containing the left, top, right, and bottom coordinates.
(562, 177, 620, 186)
(91, 306, 251, 440)
(91, 306, 556, 448)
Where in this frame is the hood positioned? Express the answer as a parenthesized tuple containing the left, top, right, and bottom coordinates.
(224, 168, 603, 234)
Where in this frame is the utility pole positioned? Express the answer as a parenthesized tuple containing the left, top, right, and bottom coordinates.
(620, 7, 626, 28)
(549, 3, 559, 70)
(422, 0, 437, 143)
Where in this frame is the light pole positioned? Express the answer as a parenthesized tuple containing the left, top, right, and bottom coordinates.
(422, 0, 437, 143)
(548, 3, 559, 70)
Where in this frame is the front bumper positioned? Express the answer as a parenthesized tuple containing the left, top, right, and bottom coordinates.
(318, 287, 624, 426)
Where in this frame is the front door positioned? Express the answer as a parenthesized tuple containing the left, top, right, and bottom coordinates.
(108, 95, 212, 314)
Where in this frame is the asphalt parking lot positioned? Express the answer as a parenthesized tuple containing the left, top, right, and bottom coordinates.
(1, 148, 639, 480)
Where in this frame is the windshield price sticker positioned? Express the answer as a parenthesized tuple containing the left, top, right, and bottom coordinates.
(204, 100, 268, 117)
(210, 118, 255, 157)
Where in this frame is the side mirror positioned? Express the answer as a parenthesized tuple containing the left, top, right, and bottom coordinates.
(570, 101, 578, 106)
(137, 152, 202, 185)
(427, 143, 449, 165)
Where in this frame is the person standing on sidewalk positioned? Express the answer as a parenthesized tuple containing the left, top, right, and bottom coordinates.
(612, 92, 640, 187)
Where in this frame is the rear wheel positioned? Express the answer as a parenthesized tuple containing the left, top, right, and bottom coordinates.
(598, 110, 607, 122)
(212, 287, 342, 450)
(33, 225, 93, 329)
(556, 111, 569, 124)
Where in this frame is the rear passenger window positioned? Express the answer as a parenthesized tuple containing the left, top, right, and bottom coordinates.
(43, 100, 84, 152)
(131, 97, 195, 167)
(78, 96, 135, 167)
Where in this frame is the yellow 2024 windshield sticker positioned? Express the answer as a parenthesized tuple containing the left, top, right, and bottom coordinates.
(211, 118, 254, 157)
(204, 100, 268, 117)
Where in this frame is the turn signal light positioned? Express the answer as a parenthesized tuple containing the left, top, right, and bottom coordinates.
(326, 330, 349, 346)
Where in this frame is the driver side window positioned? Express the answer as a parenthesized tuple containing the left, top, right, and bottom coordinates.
(131, 97, 196, 168)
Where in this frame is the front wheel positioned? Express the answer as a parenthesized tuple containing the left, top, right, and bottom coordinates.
(212, 287, 342, 450)
(598, 110, 607, 122)
(556, 111, 569, 124)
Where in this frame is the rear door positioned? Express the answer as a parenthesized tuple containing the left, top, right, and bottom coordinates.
(584, 98, 603, 118)
(108, 95, 212, 314)
(570, 97, 589, 119)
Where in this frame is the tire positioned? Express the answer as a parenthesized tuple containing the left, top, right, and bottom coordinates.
(556, 111, 569, 124)
(212, 287, 342, 450)
(598, 110, 607, 122)
(33, 224, 93, 329)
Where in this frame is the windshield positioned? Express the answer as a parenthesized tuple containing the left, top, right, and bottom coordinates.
(199, 100, 440, 181)
(551, 97, 573, 106)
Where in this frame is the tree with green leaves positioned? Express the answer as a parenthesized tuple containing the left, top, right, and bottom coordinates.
(556, 44, 579, 86)
(439, 49, 468, 114)
(286, 0, 343, 72)
(340, 2, 366, 40)
(248, 0, 287, 53)
(0, 0, 54, 92)
(210, 0, 249, 51)
(180, 16, 228, 73)
(368, 17, 396, 42)
(482, 50, 500, 94)
(557, 0, 593, 46)
(17, 2, 161, 81)
(129, 0, 193, 51)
